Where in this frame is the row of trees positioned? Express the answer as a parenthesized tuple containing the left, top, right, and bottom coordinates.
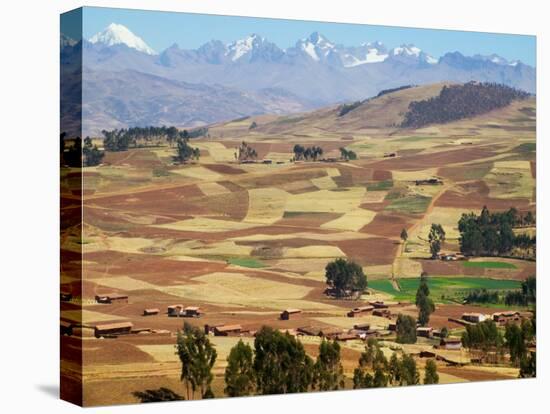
(293, 144, 324, 161)
(338, 101, 363, 117)
(353, 338, 438, 388)
(101, 126, 206, 152)
(401, 82, 530, 128)
(464, 288, 500, 304)
(462, 318, 535, 376)
(458, 207, 536, 257)
(337, 85, 414, 118)
(505, 276, 536, 306)
(464, 276, 536, 306)
(164, 324, 440, 403)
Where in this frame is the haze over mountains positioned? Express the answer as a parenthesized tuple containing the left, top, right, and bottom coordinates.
(60, 23, 536, 136)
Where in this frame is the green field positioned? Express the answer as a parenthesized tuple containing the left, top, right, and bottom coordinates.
(227, 257, 267, 268)
(463, 261, 517, 269)
(514, 142, 536, 153)
(385, 194, 432, 215)
(367, 180, 393, 191)
(369, 277, 521, 303)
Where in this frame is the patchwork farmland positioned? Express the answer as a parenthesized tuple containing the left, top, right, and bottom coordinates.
(61, 83, 536, 405)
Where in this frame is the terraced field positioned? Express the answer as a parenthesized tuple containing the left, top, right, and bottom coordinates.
(61, 84, 536, 405)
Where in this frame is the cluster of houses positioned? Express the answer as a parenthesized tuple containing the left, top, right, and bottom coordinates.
(293, 323, 385, 341)
(347, 301, 397, 319)
(442, 310, 528, 338)
(60, 319, 170, 339)
(64, 290, 526, 362)
(451, 310, 526, 326)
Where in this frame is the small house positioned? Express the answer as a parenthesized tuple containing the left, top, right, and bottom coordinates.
(95, 294, 128, 304)
(167, 304, 183, 317)
(440, 337, 462, 350)
(369, 301, 389, 309)
(280, 308, 302, 320)
(373, 309, 391, 318)
(204, 323, 225, 335)
(462, 312, 487, 324)
(319, 327, 343, 339)
(108, 294, 129, 303)
(143, 308, 160, 316)
(416, 326, 433, 338)
(353, 323, 371, 331)
(213, 324, 243, 336)
(297, 326, 322, 337)
(335, 332, 358, 341)
(94, 322, 133, 338)
(347, 305, 374, 317)
(183, 306, 202, 318)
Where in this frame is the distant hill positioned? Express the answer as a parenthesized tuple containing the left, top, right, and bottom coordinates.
(76, 69, 316, 136)
(401, 82, 531, 128)
(212, 82, 534, 138)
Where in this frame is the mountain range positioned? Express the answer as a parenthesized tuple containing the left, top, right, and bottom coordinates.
(60, 23, 536, 136)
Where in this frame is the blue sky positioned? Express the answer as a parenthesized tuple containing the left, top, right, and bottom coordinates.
(68, 6, 535, 65)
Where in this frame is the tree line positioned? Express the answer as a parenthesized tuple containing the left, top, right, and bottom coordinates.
(504, 275, 536, 306)
(293, 144, 324, 161)
(134, 324, 439, 402)
(458, 206, 536, 257)
(353, 338, 438, 388)
(401, 82, 530, 128)
(101, 126, 207, 152)
(461, 317, 535, 376)
(463, 275, 535, 306)
(337, 85, 414, 118)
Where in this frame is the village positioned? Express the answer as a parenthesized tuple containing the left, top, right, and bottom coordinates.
(60, 288, 534, 370)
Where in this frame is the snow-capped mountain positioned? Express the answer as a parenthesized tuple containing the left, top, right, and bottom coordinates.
(389, 44, 438, 64)
(225, 34, 284, 63)
(340, 42, 389, 67)
(473, 53, 521, 66)
(89, 23, 156, 55)
(292, 32, 337, 62)
(62, 27, 535, 135)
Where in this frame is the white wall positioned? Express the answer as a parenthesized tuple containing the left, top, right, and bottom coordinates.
(1, 0, 546, 413)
